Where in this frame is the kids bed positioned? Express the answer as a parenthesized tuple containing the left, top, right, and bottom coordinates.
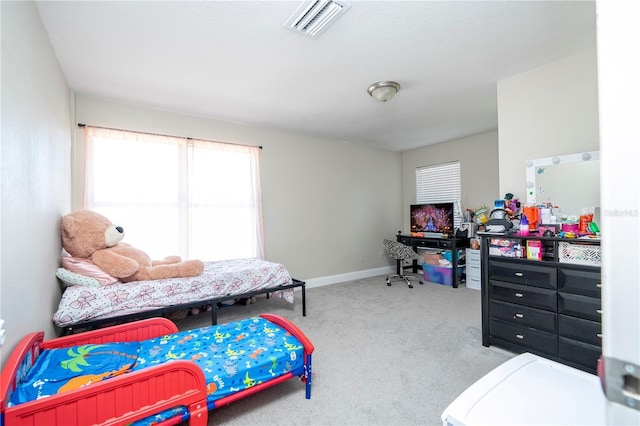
(1, 314, 314, 426)
(53, 258, 307, 334)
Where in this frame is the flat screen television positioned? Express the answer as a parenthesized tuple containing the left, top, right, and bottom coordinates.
(410, 202, 454, 234)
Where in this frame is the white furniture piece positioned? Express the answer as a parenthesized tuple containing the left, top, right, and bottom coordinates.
(465, 248, 481, 290)
(441, 352, 606, 426)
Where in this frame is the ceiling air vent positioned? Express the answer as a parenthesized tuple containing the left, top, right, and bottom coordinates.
(285, 0, 351, 38)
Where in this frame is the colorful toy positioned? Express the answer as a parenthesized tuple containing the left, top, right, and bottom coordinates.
(473, 206, 489, 224)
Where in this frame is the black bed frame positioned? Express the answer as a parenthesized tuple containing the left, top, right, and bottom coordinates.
(58, 278, 306, 335)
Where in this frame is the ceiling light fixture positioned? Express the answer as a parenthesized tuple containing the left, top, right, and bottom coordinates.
(367, 81, 401, 102)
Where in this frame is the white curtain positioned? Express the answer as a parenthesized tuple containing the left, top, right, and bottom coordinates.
(84, 126, 264, 261)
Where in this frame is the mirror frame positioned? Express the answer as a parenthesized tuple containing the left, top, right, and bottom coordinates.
(525, 151, 600, 205)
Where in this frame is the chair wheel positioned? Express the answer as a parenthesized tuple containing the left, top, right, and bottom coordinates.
(419, 280, 424, 285)
(408, 284, 414, 289)
(386, 281, 391, 286)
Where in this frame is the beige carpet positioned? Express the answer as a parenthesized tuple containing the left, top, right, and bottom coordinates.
(176, 274, 514, 426)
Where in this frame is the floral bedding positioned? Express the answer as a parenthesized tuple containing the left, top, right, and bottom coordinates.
(53, 258, 294, 327)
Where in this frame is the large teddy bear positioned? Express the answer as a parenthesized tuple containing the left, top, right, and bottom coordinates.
(61, 210, 204, 283)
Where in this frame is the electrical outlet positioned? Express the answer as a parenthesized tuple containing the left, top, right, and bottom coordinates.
(0, 318, 5, 348)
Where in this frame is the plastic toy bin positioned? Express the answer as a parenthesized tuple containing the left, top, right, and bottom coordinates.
(488, 238, 523, 258)
(559, 242, 601, 266)
(423, 264, 463, 286)
(440, 353, 605, 426)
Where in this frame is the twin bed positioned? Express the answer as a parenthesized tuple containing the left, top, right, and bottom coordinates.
(1, 314, 314, 425)
(53, 258, 307, 334)
(0, 257, 314, 423)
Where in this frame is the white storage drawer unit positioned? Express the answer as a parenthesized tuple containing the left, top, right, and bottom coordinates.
(465, 248, 481, 290)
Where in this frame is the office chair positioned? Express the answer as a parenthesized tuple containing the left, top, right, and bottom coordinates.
(383, 239, 424, 288)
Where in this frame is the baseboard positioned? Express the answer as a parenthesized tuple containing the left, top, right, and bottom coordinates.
(301, 266, 394, 289)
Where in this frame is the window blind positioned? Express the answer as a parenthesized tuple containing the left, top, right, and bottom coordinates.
(416, 161, 462, 229)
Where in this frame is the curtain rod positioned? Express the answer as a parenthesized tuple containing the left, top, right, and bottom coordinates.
(77, 123, 262, 149)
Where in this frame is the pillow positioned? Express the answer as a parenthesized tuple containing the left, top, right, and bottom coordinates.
(61, 256, 119, 285)
(9, 342, 140, 406)
(56, 268, 101, 287)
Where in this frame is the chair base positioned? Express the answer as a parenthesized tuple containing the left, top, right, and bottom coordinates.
(386, 274, 424, 289)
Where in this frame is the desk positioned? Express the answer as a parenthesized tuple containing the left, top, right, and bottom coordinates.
(396, 234, 470, 288)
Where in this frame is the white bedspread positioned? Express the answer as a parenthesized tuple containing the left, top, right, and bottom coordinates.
(53, 258, 294, 327)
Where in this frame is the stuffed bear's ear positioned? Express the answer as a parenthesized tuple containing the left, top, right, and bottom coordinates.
(60, 215, 75, 241)
(60, 214, 84, 257)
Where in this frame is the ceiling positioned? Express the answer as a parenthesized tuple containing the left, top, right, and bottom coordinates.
(36, 1, 597, 151)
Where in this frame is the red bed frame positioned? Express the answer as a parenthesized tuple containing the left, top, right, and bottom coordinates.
(0, 314, 314, 426)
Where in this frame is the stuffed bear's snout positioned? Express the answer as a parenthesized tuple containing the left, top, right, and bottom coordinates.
(105, 225, 125, 247)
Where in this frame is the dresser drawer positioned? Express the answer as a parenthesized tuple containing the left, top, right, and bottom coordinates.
(466, 275, 481, 290)
(491, 281, 557, 311)
(466, 249, 481, 263)
(466, 264, 481, 279)
(490, 319, 558, 356)
(491, 300, 557, 333)
(439, 239, 453, 249)
(402, 238, 454, 249)
(399, 236, 412, 245)
(558, 314, 602, 346)
(559, 337, 601, 372)
(558, 292, 601, 322)
(489, 260, 556, 289)
(558, 268, 601, 298)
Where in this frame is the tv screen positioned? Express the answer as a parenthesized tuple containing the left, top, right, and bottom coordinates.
(410, 203, 454, 234)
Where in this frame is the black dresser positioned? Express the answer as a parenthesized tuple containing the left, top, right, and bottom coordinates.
(480, 233, 602, 373)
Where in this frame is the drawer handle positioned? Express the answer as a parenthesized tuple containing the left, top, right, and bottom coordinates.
(515, 334, 524, 340)
(597, 333, 603, 338)
(514, 272, 524, 277)
(515, 293, 524, 298)
(597, 309, 603, 314)
(514, 313, 524, 319)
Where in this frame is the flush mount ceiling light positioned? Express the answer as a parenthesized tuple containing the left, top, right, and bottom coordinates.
(285, 0, 351, 38)
(367, 81, 401, 102)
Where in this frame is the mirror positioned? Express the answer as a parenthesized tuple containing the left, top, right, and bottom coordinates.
(525, 151, 600, 219)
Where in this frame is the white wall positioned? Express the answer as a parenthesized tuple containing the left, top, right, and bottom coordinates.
(597, 1, 640, 423)
(1, 1, 72, 363)
(401, 130, 500, 230)
(75, 95, 402, 283)
(497, 49, 600, 201)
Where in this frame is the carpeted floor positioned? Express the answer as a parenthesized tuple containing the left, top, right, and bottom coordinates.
(176, 274, 514, 426)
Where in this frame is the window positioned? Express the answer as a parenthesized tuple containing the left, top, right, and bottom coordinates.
(416, 161, 462, 229)
(83, 126, 264, 261)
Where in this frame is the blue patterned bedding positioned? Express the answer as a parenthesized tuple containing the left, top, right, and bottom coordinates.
(133, 316, 304, 400)
(9, 341, 140, 405)
(9, 316, 305, 421)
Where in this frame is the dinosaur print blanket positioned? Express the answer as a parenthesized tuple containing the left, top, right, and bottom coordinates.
(9, 317, 304, 411)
